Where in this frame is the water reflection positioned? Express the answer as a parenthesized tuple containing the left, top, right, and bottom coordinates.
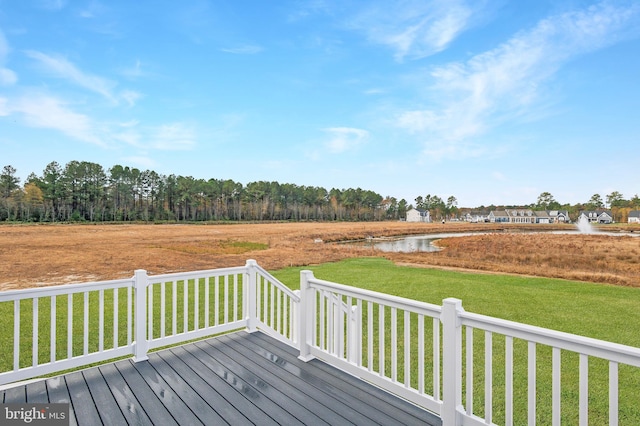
(359, 232, 489, 253)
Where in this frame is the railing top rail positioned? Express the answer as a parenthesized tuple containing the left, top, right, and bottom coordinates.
(148, 265, 248, 283)
(255, 264, 300, 301)
(307, 276, 441, 317)
(462, 310, 640, 367)
(0, 278, 134, 301)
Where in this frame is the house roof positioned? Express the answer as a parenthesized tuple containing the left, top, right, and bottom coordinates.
(629, 210, 640, 218)
(580, 210, 613, 216)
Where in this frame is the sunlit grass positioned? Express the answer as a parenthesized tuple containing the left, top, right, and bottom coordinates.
(271, 257, 640, 424)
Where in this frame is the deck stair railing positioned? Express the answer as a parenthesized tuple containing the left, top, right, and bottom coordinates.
(298, 270, 640, 426)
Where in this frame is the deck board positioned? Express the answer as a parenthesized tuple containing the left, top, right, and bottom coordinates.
(220, 333, 407, 426)
(1, 331, 441, 425)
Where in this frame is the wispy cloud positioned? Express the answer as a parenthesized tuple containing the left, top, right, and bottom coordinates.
(7, 93, 104, 146)
(25, 50, 140, 106)
(349, 0, 474, 61)
(220, 44, 263, 54)
(323, 127, 369, 153)
(0, 29, 17, 86)
(26, 50, 117, 100)
(151, 123, 197, 150)
(396, 1, 640, 159)
(113, 121, 197, 151)
(120, 59, 146, 79)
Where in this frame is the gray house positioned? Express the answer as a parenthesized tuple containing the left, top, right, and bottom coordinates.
(406, 208, 431, 223)
(489, 209, 571, 224)
(628, 210, 640, 224)
(579, 210, 613, 224)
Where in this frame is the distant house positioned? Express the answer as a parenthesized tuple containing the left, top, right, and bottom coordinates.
(489, 209, 570, 224)
(628, 210, 640, 224)
(465, 212, 488, 223)
(548, 210, 570, 223)
(489, 209, 536, 223)
(488, 210, 509, 223)
(406, 208, 431, 223)
(579, 210, 613, 224)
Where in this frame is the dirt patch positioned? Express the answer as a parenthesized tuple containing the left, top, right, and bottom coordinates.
(1, 222, 639, 290)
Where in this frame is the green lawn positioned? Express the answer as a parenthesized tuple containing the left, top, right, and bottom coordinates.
(271, 257, 640, 425)
(272, 257, 640, 346)
(3, 257, 640, 424)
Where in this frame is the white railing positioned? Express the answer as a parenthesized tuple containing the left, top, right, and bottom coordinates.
(3, 262, 640, 425)
(0, 259, 297, 385)
(298, 270, 640, 426)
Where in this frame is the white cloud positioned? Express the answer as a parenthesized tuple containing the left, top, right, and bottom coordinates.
(9, 94, 104, 146)
(323, 127, 369, 153)
(119, 89, 142, 107)
(0, 97, 8, 116)
(26, 50, 118, 102)
(0, 68, 16, 86)
(120, 59, 146, 79)
(26, 50, 140, 106)
(396, 1, 640, 159)
(112, 121, 197, 151)
(349, 0, 473, 61)
(0, 29, 17, 86)
(151, 123, 196, 150)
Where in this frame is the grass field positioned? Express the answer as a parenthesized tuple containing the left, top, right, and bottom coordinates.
(271, 258, 640, 424)
(3, 255, 640, 423)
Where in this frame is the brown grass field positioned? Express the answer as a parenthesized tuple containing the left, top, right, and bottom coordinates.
(1, 221, 639, 290)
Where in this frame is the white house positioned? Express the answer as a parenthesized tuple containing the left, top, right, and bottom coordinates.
(406, 208, 431, 223)
(489, 209, 570, 224)
(628, 210, 640, 224)
(548, 210, 570, 223)
(579, 210, 613, 224)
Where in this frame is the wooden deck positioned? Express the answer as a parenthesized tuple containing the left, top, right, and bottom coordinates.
(1, 331, 441, 425)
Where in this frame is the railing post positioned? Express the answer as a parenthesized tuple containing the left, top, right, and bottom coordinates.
(348, 304, 359, 364)
(298, 270, 315, 362)
(245, 259, 258, 333)
(292, 290, 301, 346)
(133, 269, 149, 362)
(442, 298, 464, 426)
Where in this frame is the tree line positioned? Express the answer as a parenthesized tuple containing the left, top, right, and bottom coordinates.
(0, 162, 410, 222)
(2, 162, 638, 224)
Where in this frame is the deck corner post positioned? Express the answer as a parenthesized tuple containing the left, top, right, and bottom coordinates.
(245, 259, 258, 333)
(133, 269, 149, 362)
(298, 270, 315, 362)
(442, 297, 464, 426)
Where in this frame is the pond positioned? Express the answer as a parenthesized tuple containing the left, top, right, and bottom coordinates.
(354, 229, 639, 253)
(355, 232, 491, 253)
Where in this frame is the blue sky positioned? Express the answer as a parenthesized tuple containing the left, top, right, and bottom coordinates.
(1, 0, 639, 207)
